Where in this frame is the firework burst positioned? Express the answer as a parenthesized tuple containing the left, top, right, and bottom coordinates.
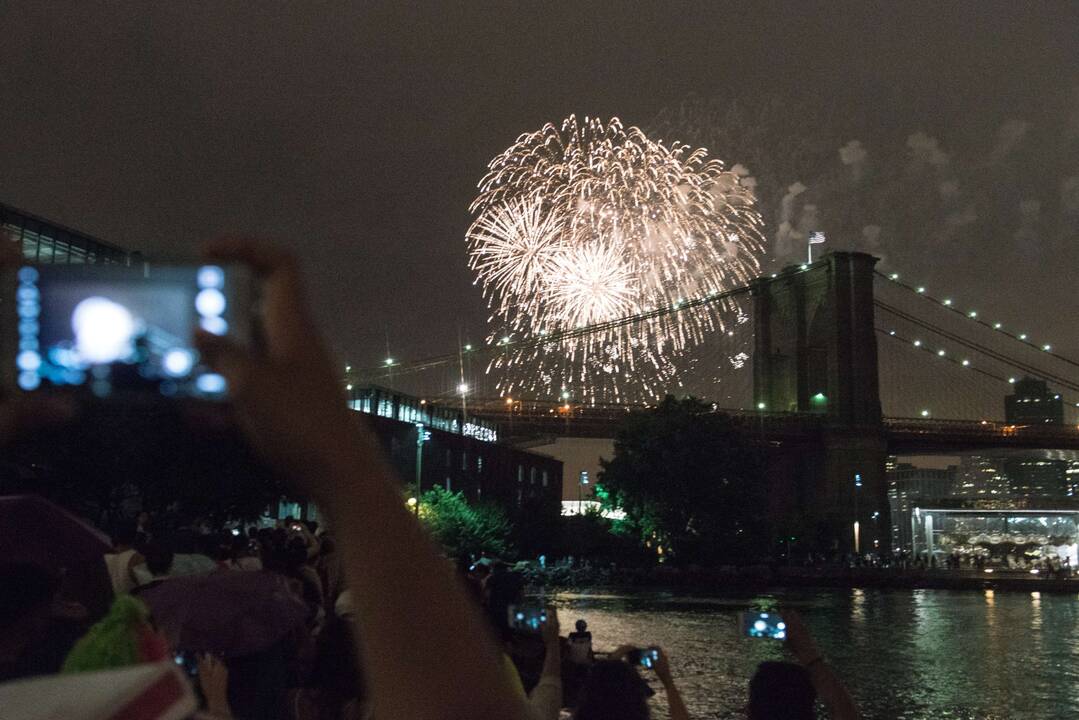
(468, 115, 765, 401)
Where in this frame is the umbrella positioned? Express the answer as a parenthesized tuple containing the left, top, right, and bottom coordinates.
(138, 570, 308, 658)
(0, 494, 114, 620)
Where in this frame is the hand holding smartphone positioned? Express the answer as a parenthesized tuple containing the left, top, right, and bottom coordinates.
(507, 604, 547, 633)
(627, 646, 661, 669)
(740, 611, 787, 640)
(5, 261, 253, 400)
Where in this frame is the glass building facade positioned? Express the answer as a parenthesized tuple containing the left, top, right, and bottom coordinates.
(348, 385, 498, 443)
(911, 507, 1079, 567)
(2, 202, 131, 265)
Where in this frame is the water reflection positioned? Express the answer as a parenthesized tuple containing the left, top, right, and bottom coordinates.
(552, 588, 1079, 719)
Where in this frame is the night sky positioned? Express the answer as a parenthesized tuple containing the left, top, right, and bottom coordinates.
(1, 2, 1076, 400)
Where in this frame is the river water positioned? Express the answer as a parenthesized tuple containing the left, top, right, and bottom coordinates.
(551, 588, 1079, 719)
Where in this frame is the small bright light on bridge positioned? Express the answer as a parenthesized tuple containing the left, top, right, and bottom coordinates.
(1043, 344, 1052, 352)
(385, 357, 395, 366)
(913, 340, 922, 347)
(889, 273, 899, 280)
(346, 384, 353, 391)
(937, 349, 946, 357)
(968, 311, 977, 318)
(757, 402, 767, 410)
(800, 264, 808, 270)
(561, 391, 570, 400)
(1019, 334, 1028, 340)
(993, 323, 1002, 329)
(501, 336, 511, 344)
(1009, 377, 1017, 384)
(345, 365, 351, 372)
(962, 359, 970, 366)
(889, 330, 896, 336)
(921, 409, 930, 417)
(458, 382, 469, 394)
(505, 397, 514, 405)
(464, 344, 473, 351)
(917, 287, 926, 293)
(942, 298, 952, 306)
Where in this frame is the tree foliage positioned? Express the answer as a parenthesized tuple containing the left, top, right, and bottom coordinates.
(596, 396, 769, 565)
(418, 486, 513, 559)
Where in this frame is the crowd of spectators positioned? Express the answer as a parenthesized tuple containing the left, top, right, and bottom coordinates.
(0, 240, 859, 719)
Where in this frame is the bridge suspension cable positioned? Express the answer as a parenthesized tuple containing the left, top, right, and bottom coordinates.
(875, 299, 1079, 395)
(876, 270, 1079, 373)
(352, 282, 754, 381)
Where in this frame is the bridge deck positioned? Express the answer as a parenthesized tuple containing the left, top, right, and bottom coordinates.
(455, 401, 1079, 452)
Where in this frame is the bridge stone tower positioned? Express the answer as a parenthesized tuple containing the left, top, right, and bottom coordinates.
(751, 252, 890, 555)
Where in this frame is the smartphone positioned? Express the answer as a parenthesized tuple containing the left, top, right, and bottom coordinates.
(173, 651, 199, 677)
(626, 646, 660, 669)
(3, 261, 253, 400)
(740, 611, 787, 640)
(507, 604, 547, 633)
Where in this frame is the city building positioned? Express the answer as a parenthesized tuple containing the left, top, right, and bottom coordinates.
(2, 202, 131, 265)
(1002, 457, 1069, 500)
(515, 436, 614, 516)
(888, 461, 956, 550)
(1005, 377, 1064, 425)
(952, 455, 1010, 500)
(347, 386, 563, 519)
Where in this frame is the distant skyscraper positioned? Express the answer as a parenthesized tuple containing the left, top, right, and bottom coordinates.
(953, 455, 1010, 499)
(1003, 457, 1070, 500)
(1005, 377, 1064, 425)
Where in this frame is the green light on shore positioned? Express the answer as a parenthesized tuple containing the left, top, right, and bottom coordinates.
(812, 392, 827, 403)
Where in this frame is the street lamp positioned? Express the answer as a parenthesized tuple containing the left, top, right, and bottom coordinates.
(853, 472, 862, 555)
(413, 423, 430, 518)
(578, 471, 590, 514)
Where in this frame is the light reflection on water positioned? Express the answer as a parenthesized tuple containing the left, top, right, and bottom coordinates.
(550, 588, 1079, 720)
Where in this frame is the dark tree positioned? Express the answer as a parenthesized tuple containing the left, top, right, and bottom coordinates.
(418, 486, 513, 559)
(596, 396, 769, 565)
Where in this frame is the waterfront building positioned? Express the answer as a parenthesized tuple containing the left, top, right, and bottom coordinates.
(346, 385, 563, 521)
(911, 507, 1079, 567)
(2, 202, 131, 264)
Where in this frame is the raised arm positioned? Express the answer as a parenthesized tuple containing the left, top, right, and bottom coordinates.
(528, 606, 563, 720)
(783, 610, 860, 720)
(195, 239, 528, 720)
(654, 648, 690, 720)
